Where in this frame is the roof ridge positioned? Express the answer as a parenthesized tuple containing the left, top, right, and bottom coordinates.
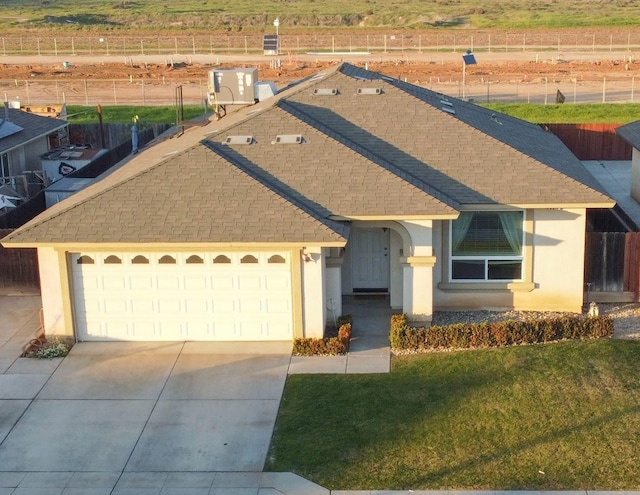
(278, 98, 460, 212)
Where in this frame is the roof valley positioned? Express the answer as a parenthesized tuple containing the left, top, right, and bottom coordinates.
(278, 99, 459, 211)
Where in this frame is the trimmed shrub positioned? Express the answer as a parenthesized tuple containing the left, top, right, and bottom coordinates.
(390, 313, 614, 352)
(293, 316, 353, 356)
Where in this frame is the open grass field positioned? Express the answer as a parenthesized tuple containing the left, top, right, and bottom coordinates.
(1, 0, 640, 31)
(64, 103, 640, 125)
(266, 340, 640, 490)
(66, 105, 206, 124)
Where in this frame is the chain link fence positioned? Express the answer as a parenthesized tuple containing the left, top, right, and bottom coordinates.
(2, 31, 640, 56)
(1, 74, 638, 107)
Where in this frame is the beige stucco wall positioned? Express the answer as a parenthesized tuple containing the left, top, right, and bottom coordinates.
(389, 230, 404, 309)
(631, 147, 640, 202)
(433, 209, 587, 313)
(301, 246, 326, 338)
(37, 247, 73, 338)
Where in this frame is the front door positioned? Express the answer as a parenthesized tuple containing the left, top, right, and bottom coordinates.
(351, 228, 390, 292)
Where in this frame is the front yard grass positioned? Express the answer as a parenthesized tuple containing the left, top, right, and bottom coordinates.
(266, 340, 640, 490)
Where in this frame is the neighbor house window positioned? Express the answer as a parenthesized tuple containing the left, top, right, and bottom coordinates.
(450, 211, 524, 281)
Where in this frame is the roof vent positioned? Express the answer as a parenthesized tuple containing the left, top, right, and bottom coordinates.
(225, 135, 254, 145)
(357, 87, 383, 95)
(440, 99, 455, 115)
(313, 88, 338, 96)
(273, 134, 304, 144)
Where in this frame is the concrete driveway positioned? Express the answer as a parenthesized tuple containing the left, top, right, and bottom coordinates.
(0, 336, 305, 494)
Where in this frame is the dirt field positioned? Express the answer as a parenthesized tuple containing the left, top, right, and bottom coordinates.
(1, 53, 637, 87)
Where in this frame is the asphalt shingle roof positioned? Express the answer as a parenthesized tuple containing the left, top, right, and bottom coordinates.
(5, 143, 347, 245)
(288, 66, 612, 206)
(208, 105, 459, 218)
(0, 108, 68, 154)
(2, 63, 613, 247)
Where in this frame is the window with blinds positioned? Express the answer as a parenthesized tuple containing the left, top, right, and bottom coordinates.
(451, 211, 524, 281)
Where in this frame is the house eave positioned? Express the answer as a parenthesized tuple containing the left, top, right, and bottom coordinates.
(1, 240, 348, 250)
(329, 213, 459, 221)
(459, 202, 616, 210)
(0, 123, 69, 155)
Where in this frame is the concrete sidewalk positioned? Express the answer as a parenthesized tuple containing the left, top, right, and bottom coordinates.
(289, 295, 393, 375)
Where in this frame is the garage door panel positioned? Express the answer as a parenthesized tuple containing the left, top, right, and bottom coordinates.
(265, 274, 290, 291)
(74, 274, 100, 291)
(183, 275, 208, 291)
(211, 275, 234, 290)
(181, 320, 214, 339)
(237, 274, 262, 290)
(73, 251, 293, 342)
(211, 320, 238, 338)
(156, 276, 181, 290)
(183, 297, 209, 313)
(266, 298, 291, 313)
(129, 275, 154, 290)
(237, 297, 264, 312)
(127, 320, 161, 340)
(210, 297, 236, 313)
(102, 297, 130, 315)
(264, 321, 293, 338)
(153, 297, 183, 315)
(101, 275, 128, 291)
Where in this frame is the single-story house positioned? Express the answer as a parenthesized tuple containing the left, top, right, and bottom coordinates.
(0, 105, 69, 197)
(1, 63, 614, 342)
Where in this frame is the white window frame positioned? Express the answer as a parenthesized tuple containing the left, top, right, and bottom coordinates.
(449, 210, 525, 282)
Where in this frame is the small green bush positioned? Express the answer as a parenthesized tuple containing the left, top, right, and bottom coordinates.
(390, 314, 614, 351)
(293, 319, 353, 356)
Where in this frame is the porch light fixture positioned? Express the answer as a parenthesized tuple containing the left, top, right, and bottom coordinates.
(301, 247, 312, 263)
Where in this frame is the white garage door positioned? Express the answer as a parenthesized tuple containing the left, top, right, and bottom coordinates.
(70, 251, 293, 341)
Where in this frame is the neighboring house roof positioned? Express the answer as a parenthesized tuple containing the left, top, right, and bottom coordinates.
(2, 63, 613, 247)
(0, 108, 68, 154)
(616, 120, 640, 149)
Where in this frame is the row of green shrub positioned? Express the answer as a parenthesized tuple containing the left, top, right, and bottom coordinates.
(390, 313, 614, 351)
(293, 316, 353, 356)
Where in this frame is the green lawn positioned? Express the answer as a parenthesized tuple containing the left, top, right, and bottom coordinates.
(64, 103, 640, 125)
(266, 340, 640, 490)
(483, 103, 640, 124)
(66, 105, 207, 124)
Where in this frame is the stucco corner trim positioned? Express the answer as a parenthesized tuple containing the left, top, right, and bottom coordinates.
(401, 256, 437, 268)
(438, 281, 535, 293)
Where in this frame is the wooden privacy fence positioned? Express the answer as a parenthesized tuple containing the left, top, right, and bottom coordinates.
(544, 124, 632, 161)
(0, 229, 39, 291)
(585, 232, 640, 300)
